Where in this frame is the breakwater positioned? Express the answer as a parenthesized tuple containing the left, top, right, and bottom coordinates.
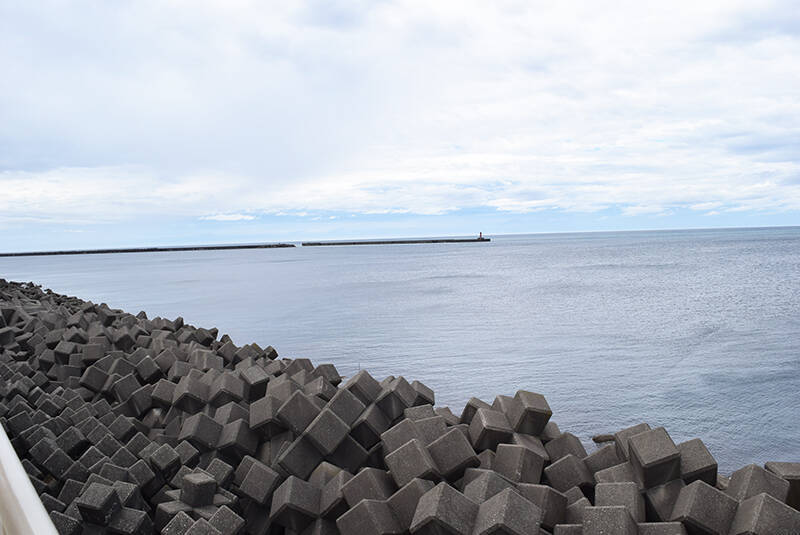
(302, 238, 490, 246)
(0, 279, 797, 534)
(0, 243, 296, 258)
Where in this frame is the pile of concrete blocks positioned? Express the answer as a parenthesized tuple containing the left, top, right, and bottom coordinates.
(1, 279, 799, 535)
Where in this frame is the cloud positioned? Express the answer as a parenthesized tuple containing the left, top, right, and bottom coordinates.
(199, 214, 256, 221)
(0, 0, 799, 240)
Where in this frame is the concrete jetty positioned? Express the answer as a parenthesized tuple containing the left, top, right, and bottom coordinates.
(302, 238, 491, 246)
(0, 279, 798, 534)
(0, 243, 295, 258)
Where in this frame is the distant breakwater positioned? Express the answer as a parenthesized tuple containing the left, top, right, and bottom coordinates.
(302, 238, 491, 246)
(0, 237, 491, 257)
(0, 243, 295, 258)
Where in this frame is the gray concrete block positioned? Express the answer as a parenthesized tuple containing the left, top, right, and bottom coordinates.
(765, 461, 800, 509)
(386, 478, 435, 530)
(628, 427, 680, 489)
(460, 398, 492, 425)
(210, 373, 245, 408)
(594, 461, 642, 489)
(507, 390, 552, 436)
(308, 461, 344, 488)
(544, 454, 593, 495)
(75, 482, 121, 526)
(248, 395, 284, 439)
(233, 456, 259, 487)
(678, 438, 717, 486)
(727, 463, 790, 503)
(477, 449, 494, 470)
(584, 444, 622, 475)
(409, 482, 479, 535)
(583, 506, 637, 535)
(270, 476, 321, 532)
(79, 366, 109, 393)
(186, 518, 222, 535)
(462, 469, 516, 503)
(301, 518, 339, 535)
(410, 380, 434, 406)
(729, 492, 800, 535)
(494, 443, 544, 484)
(343, 370, 383, 406)
(563, 486, 585, 505)
(414, 416, 448, 445)
(179, 413, 223, 451)
(320, 470, 354, 519)
(326, 434, 370, 474)
(510, 432, 550, 463)
(382, 419, 425, 455)
(595, 482, 645, 522)
(343, 468, 397, 507)
(614, 423, 651, 460)
(161, 510, 194, 535)
(277, 391, 322, 436)
(385, 438, 440, 487)
(351, 404, 390, 450)
(56, 426, 89, 458)
(240, 365, 269, 402)
(553, 525, 583, 535)
(516, 483, 567, 531)
(491, 394, 521, 420)
(472, 487, 542, 535)
(433, 406, 460, 426)
(182, 471, 217, 507)
(206, 458, 234, 487)
(327, 388, 366, 427)
(217, 419, 259, 460)
(670, 480, 738, 535)
(208, 505, 245, 535)
(427, 427, 480, 481)
(266, 375, 303, 405)
(468, 408, 513, 452)
(405, 404, 436, 421)
(645, 479, 685, 522)
(312, 363, 341, 386)
(276, 436, 324, 480)
(376, 377, 417, 421)
(49, 511, 81, 535)
(173, 375, 209, 414)
(149, 443, 182, 479)
(546, 432, 587, 461)
(336, 499, 403, 535)
(239, 459, 282, 505)
(304, 376, 338, 401)
(304, 408, 350, 456)
(637, 523, 688, 535)
(565, 496, 591, 523)
(173, 440, 200, 468)
(213, 400, 249, 426)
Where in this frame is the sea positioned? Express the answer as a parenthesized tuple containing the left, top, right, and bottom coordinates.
(2, 227, 799, 473)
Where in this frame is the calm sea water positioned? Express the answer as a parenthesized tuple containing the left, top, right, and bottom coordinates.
(2, 228, 799, 472)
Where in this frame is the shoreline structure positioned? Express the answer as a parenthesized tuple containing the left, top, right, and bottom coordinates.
(0, 279, 798, 533)
(0, 237, 490, 258)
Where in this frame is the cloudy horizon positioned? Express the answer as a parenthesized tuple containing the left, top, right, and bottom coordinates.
(2, 1, 799, 251)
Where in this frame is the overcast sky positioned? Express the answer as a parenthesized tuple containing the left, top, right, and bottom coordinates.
(1, 1, 799, 250)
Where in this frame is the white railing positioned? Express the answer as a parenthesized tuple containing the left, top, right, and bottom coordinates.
(0, 425, 57, 535)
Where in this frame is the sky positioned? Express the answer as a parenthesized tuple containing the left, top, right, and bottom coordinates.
(1, 1, 799, 251)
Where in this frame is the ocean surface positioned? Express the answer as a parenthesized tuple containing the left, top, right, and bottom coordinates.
(2, 227, 799, 473)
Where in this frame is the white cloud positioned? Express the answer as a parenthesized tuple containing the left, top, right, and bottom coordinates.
(0, 1, 799, 230)
(199, 214, 256, 221)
